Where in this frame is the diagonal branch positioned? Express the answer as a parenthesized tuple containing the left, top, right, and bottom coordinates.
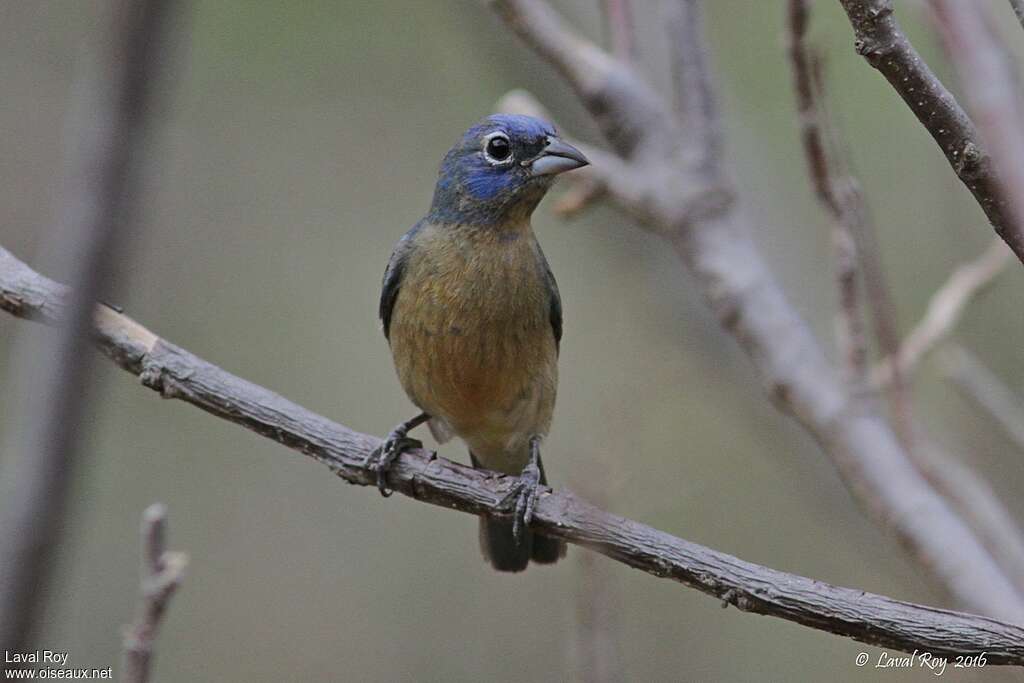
(0, 0, 177, 653)
(602, 0, 634, 62)
(836, 0, 1024, 264)
(2, 246, 1023, 661)
(491, 0, 1024, 621)
(872, 239, 1011, 387)
(786, 1, 911, 434)
(493, 0, 676, 160)
(1012, 0, 1024, 32)
(940, 345, 1024, 452)
(666, 0, 725, 178)
(928, 0, 1024, 268)
(786, 0, 868, 381)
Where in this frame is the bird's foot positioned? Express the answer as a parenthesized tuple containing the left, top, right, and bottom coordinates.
(510, 460, 542, 544)
(365, 434, 422, 497)
(505, 436, 544, 544)
(364, 413, 428, 497)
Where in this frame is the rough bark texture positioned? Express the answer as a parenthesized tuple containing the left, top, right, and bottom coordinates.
(0, 0, 176, 654)
(836, 0, 1024, 263)
(491, 0, 1024, 622)
(2, 247, 1023, 662)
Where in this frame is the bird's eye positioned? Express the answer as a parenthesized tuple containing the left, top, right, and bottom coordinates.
(483, 134, 512, 163)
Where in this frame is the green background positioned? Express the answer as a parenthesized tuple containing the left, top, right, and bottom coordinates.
(2, 1, 1023, 680)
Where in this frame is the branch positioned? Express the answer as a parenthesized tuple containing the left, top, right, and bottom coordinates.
(786, 0, 867, 380)
(908, 425, 1024, 592)
(928, 0, 1024, 266)
(666, 0, 725, 178)
(836, 0, 1024, 264)
(0, 0, 177, 653)
(872, 239, 1011, 387)
(492, 0, 1024, 621)
(490, 0, 735, 236)
(122, 504, 188, 683)
(856, 225, 1021, 593)
(492, 0, 675, 160)
(788, 0, 914, 439)
(854, 231, 1021, 593)
(1012, 0, 1024, 32)
(602, 0, 634, 62)
(3, 249, 1024, 662)
(940, 345, 1024, 452)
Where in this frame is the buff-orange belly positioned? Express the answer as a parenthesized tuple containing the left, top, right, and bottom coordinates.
(386, 225, 557, 472)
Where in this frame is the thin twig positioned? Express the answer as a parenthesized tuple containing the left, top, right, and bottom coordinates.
(828, 3, 1024, 592)
(603, 0, 634, 61)
(836, 0, 1024, 264)
(122, 504, 188, 683)
(786, 0, 867, 380)
(491, 0, 1024, 619)
(0, 0, 177, 654)
(787, 0, 911, 439)
(909, 424, 1024, 591)
(872, 239, 1011, 387)
(1, 248, 1023, 661)
(492, 0, 679, 162)
(940, 345, 1024, 452)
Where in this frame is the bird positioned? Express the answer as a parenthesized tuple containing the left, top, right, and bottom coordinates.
(368, 114, 588, 572)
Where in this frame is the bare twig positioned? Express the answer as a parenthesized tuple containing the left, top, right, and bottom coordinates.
(872, 239, 1011, 387)
(603, 0, 634, 61)
(940, 345, 1024, 452)
(490, 0, 1024, 619)
(823, 2, 1022, 592)
(855, 233, 1021, 593)
(787, 0, 912, 439)
(786, 0, 867, 380)
(851, 188, 914, 444)
(836, 0, 1024, 264)
(666, 0, 724, 177)
(122, 504, 188, 683)
(2, 248, 1024, 661)
(908, 425, 1024, 591)
(493, 0, 674, 161)
(786, 0, 839, 217)
(1011, 0, 1024, 32)
(0, 0, 177, 653)
(928, 0, 1024, 267)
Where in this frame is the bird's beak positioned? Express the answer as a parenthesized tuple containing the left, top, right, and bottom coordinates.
(528, 136, 590, 176)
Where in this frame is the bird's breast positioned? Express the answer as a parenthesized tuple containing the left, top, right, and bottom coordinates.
(388, 222, 557, 450)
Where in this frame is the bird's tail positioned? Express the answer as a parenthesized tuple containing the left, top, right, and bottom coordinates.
(471, 452, 567, 572)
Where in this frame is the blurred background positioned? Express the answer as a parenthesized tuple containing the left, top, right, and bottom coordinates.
(2, 1, 1024, 680)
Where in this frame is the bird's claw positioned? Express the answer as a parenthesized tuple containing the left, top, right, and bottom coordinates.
(509, 460, 542, 545)
(364, 434, 422, 497)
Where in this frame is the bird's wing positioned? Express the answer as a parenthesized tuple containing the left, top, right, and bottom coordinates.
(379, 221, 423, 341)
(540, 250, 563, 350)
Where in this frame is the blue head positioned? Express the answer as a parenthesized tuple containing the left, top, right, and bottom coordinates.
(427, 114, 589, 226)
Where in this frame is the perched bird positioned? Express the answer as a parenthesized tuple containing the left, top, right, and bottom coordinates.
(369, 114, 588, 572)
